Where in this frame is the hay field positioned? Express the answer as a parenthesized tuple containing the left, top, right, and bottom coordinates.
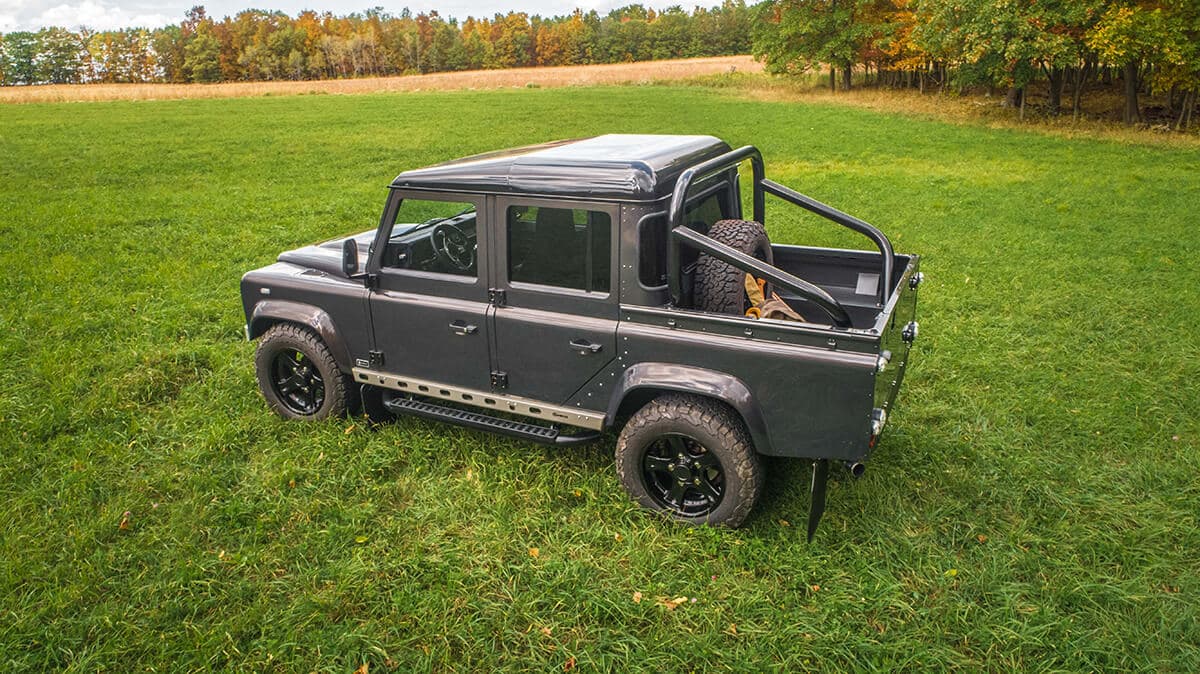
(0, 55, 759, 104)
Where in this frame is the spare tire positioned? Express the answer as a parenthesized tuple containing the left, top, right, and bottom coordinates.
(692, 219, 773, 315)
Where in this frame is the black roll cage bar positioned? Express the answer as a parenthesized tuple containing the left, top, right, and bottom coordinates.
(666, 145, 896, 325)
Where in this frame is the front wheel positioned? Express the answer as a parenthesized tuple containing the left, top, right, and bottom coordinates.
(254, 324, 349, 420)
(615, 394, 763, 527)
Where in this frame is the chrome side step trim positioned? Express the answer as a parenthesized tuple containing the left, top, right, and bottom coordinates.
(351, 368, 607, 431)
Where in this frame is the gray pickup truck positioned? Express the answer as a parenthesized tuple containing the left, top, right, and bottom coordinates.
(240, 135, 921, 538)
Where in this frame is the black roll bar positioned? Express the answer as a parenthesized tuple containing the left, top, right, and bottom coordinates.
(667, 145, 896, 308)
(671, 227, 853, 328)
(759, 179, 894, 306)
(667, 146, 764, 305)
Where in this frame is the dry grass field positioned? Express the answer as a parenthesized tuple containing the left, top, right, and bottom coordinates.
(0, 55, 759, 104)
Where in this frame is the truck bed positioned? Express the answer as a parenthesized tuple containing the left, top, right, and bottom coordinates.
(770, 244, 914, 330)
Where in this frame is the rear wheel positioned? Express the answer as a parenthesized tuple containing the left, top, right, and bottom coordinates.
(615, 394, 762, 527)
(692, 219, 772, 315)
(254, 324, 349, 421)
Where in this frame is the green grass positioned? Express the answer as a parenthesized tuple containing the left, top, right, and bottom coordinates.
(1, 83, 1198, 672)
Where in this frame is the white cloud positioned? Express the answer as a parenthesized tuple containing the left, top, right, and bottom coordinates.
(2, 0, 697, 33)
(2, 0, 173, 32)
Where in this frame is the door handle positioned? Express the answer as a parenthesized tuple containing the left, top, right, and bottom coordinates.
(449, 320, 478, 336)
(569, 338, 603, 355)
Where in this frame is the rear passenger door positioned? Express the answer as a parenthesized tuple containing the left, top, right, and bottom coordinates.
(489, 197, 618, 406)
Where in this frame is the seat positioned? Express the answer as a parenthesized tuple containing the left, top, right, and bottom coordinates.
(533, 208, 583, 288)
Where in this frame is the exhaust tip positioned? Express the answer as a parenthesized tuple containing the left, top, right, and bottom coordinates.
(846, 461, 866, 478)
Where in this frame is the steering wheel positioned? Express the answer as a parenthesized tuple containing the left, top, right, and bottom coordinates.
(431, 223, 475, 272)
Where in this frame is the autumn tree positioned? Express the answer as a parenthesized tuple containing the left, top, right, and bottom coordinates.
(185, 25, 222, 82)
(754, 0, 890, 90)
(0, 32, 41, 84)
(1088, 1, 1177, 123)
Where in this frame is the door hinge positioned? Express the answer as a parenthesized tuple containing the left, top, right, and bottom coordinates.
(369, 350, 385, 368)
(488, 288, 507, 307)
(490, 371, 508, 389)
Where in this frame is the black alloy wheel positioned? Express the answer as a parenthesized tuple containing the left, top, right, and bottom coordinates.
(270, 348, 325, 415)
(254, 323, 349, 421)
(641, 433, 725, 517)
(615, 394, 762, 527)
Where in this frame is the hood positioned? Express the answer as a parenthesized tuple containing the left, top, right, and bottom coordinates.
(277, 229, 375, 278)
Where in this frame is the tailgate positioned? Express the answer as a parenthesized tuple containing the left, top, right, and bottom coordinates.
(872, 255, 921, 438)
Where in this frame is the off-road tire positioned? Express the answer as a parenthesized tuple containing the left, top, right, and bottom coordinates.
(692, 219, 773, 315)
(254, 323, 350, 421)
(615, 394, 763, 527)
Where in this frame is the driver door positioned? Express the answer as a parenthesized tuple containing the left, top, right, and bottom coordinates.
(366, 190, 493, 391)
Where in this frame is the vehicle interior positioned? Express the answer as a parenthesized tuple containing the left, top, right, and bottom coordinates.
(507, 205, 611, 293)
(382, 205, 479, 277)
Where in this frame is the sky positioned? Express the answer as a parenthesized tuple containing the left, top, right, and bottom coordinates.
(0, 0, 656, 32)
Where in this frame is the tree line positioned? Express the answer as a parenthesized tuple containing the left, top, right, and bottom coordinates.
(752, 0, 1200, 128)
(0, 3, 750, 86)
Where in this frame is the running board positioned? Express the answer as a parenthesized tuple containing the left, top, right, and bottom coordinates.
(382, 395, 601, 446)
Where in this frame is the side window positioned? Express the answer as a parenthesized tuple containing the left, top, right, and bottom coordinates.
(638, 215, 669, 288)
(683, 190, 728, 231)
(381, 198, 478, 279)
(507, 205, 611, 293)
(638, 188, 730, 288)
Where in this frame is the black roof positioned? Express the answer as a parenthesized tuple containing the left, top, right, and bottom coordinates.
(390, 134, 733, 201)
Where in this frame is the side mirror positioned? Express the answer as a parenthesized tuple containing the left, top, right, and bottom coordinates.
(342, 237, 359, 277)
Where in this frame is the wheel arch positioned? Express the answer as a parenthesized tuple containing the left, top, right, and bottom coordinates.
(248, 300, 352, 373)
(607, 362, 772, 455)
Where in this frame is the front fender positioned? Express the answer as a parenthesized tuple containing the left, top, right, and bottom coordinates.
(248, 300, 352, 372)
(607, 362, 772, 455)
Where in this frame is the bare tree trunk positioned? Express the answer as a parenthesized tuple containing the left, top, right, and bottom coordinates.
(841, 63, 852, 90)
(1122, 61, 1140, 124)
(1004, 86, 1022, 108)
(1072, 62, 1091, 121)
(830, 64, 836, 92)
(1047, 68, 1064, 114)
(1177, 90, 1195, 130)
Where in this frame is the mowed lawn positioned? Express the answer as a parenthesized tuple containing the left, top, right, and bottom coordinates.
(1, 84, 1198, 672)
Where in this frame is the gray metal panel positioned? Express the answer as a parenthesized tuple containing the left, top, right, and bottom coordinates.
(391, 135, 732, 201)
(570, 316, 878, 460)
(489, 195, 620, 404)
(872, 255, 920, 437)
(367, 190, 493, 391)
(352, 367, 606, 430)
(241, 265, 370, 372)
(369, 290, 493, 391)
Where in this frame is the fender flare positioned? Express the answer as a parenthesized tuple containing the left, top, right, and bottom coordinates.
(607, 362, 773, 455)
(248, 300, 352, 372)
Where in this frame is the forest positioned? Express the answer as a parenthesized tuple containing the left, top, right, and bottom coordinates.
(1, 0, 1197, 129)
(754, 0, 1199, 128)
(0, 4, 752, 85)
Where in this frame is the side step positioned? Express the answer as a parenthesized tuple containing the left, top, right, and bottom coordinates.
(382, 395, 601, 446)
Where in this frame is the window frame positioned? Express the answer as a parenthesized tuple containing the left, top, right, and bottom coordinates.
(494, 196, 619, 302)
(368, 189, 487, 302)
(636, 180, 734, 291)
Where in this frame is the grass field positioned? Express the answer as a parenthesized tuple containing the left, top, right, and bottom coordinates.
(1, 82, 1198, 672)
